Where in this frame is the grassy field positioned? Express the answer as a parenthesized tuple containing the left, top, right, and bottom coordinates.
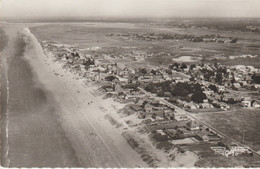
(193, 109, 260, 151)
(30, 22, 260, 68)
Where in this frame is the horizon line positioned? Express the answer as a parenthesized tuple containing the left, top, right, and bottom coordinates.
(1, 16, 260, 20)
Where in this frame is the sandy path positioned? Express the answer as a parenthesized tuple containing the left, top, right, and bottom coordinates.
(22, 27, 147, 167)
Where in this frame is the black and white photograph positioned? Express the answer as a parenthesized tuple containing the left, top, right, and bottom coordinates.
(0, 0, 260, 168)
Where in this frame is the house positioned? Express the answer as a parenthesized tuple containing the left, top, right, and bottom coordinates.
(233, 83, 241, 89)
(117, 76, 129, 85)
(186, 120, 200, 130)
(222, 93, 242, 102)
(203, 90, 214, 97)
(218, 86, 226, 93)
(241, 99, 251, 107)
(254, 84, 260, 89)
(164, 92, 172, 98)
(143, 102, 153, 113)
(114, 84, 123, 93)
(175, 114, 189, 121)
(136, 99, 145, 106)
(207, 134, 222, 142)
(137, 112, 146, 119)
(196, 132, 209, 142)
(130, 105, 143, 112)
(218, 139, 237, 150)
(184, 102, 197, 110)
(105, 87, 115, 94)
(212, 101, 230, 110)
(197, 132, 221, 142)
(199, 102, 213, 109)
(240, 81, 248, 86)
(252, 100, 260, 108)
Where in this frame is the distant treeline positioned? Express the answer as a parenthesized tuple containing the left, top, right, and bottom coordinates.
(1, 17, 156, 23)
(165, 18, 260, 32)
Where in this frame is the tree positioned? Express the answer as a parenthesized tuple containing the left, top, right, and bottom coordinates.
(105, 75, 116, 82)
(230, 38, 238, 43)
(151, 69, 157, 75)
(208, 84, 218, 93)
(191, 91, 207, 103)
(173, 62, 180, 68)
(180, 63, 188, 69)
(157, 90, 164, 97)
(145, 83, 158, 93)
(152, 113, 157, 119)
(193, 83, 203, 93)
(190, 77, 195, 81)
(139, 68, 147, 75)
(204, 71, 215, 81)
(190, 64, 196, 70)
(231, 77, 236, 84)
(216, 72, 223, 84)
(252, 73, 260, 84)
(171, 86, 189, 97)
(170, 114, 175, 121)
(166, 69, 172, 75)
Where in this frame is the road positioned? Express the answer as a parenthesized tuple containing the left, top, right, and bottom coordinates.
(138, 87, 260, 157)
(0, 23, 146, 167)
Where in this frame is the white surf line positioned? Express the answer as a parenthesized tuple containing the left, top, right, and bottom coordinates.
(2, 37, 12, 167)
(5, 75, 10, 167)
(0, 52, 11, 167)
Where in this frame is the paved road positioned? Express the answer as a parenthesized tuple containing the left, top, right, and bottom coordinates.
(138, 87, 260, 157)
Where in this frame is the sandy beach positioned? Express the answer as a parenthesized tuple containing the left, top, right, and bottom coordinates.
(21, 27, 149, 167)
(17, 26, 200, 167)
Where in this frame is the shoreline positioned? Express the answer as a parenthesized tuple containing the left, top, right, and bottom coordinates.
(23, 27, 200, 167)
(22, 27, 150, 167)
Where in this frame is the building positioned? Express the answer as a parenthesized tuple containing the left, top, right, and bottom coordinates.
(114, 84, 123, 93)
(252, 100, 260, 108)
(175, 114, 189, 121)
(130, 105, 143, 112)
(199, 102, 213, 109)
(196, 132, 209, 142)
(143, 102, 153, 113)
(233, 83, 241, 89)
(197, 131, 221, 142)
(241, 99, 251, 107)
(187, 120, 200, 130)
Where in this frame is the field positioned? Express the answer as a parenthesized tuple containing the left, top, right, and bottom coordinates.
(193, 109, 260, 152)
(30, 21, 260, 68)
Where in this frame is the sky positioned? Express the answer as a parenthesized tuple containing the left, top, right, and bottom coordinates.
(0, 0, 260, 18)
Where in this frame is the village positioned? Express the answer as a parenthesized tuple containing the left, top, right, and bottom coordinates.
(111, 32, 238, 43)
(41, 40, 260, 164)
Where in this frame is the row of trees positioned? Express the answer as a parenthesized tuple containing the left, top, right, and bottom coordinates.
(145, 81, 207, 103)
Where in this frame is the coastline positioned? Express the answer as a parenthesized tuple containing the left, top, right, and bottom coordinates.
(23, 27, 199, 167)
(22, 27, 149, 167)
